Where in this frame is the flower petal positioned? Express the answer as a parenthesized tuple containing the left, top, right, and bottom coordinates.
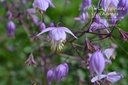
(59, 27, 78, 39)
(47, 0, 55, 8)
(91, 74, 106, 82)
(37, 27, 55, 36)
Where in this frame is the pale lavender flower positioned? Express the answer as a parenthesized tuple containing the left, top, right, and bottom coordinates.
(38, 21, 46, 31)
(117, 0, 128, 18)
(25, 53, 36, 66)
(101, 0, 119, 12)
(47, 69, 54, 84)
(89, 18, 108, 32)
(106, 72, 123, 82)
(37, 26, 77, 51)
(54, 63, 69, 82)
(80, 0, 91, 10)
(33, 0, 55, 12)
(102, 48, 115, 59)
(91, 71, 123, 83)
(6, 11, 12, 20)
(110, 14, 117, 27)
(89, 51, 105, 77)
(74, 11, 88, 22)
(6, 21, 15, 37)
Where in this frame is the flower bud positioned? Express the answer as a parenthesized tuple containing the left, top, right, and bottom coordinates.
(90, 51, 105, 76)
(6, 11, 12, 20)
(110, 14, 117, 27)
(38, 21, 46, 31)
(48, 21, 55, 27)
(6, 21, 15, 37)
(25, 53, 36, 66)
(47, 69, 54, 84)
(54, 63, 68, 82)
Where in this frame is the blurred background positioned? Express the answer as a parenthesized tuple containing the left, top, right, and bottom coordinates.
(0, 0, 128, 85)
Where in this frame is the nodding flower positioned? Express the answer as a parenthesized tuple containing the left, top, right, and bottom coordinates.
(37, 26, 77, 51)
(89, 51, 105, 77)
(6, 21, 15, 37)
(33, 0, 55, 13)
(54, 63, 69, 83)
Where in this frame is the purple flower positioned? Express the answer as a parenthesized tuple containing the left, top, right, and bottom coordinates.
(54, 63, 69, 82)
(74, 11, 88, 22)
(94, 14, 101, 23)
(80, 0, 91, 10)
(37, 26, 77, 51)
(101, 0, 119, 12)
(89, 18, 108, 32)
(25, 53, 36, 66)
(89, 51, 105, 77)
(47, 69, 54, 84)
(117, 0, 128, 18)
(48, 21, 55, 27)
(102, 48, 115, 59)
(106, 72, 123, 82)
(38, 21, 46, 31)
(6, 11, 12, 20)
(110, 14, 117, 27)
(33, 0, 55, 12)
(91, 71, 123, 83)
(6, 21, 15, 37)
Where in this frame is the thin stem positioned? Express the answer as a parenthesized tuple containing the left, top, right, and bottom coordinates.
(111, 37, 128, 55)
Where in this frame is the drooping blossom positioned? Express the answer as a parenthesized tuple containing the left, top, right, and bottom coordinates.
(74, 11, 88, 22)
(91, 71, 123, 83)
(54, 63, 69, 82)
(47, 69, 54, 84)
(102, 48, 115, 59)
(38, 21, 46, 31)
(33, 0, 55, 13)
(89, 51, 105, 77)
(118, 28, 128, 40)
(101, 0, 119, 12)
(89, 18, 109, 32)
(6, 11, 12, 20)
(117, 0, 128, 18)
(6, 21, 15, 37)
(25, 53, 36, 66)
(37, 26, 77, 51)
